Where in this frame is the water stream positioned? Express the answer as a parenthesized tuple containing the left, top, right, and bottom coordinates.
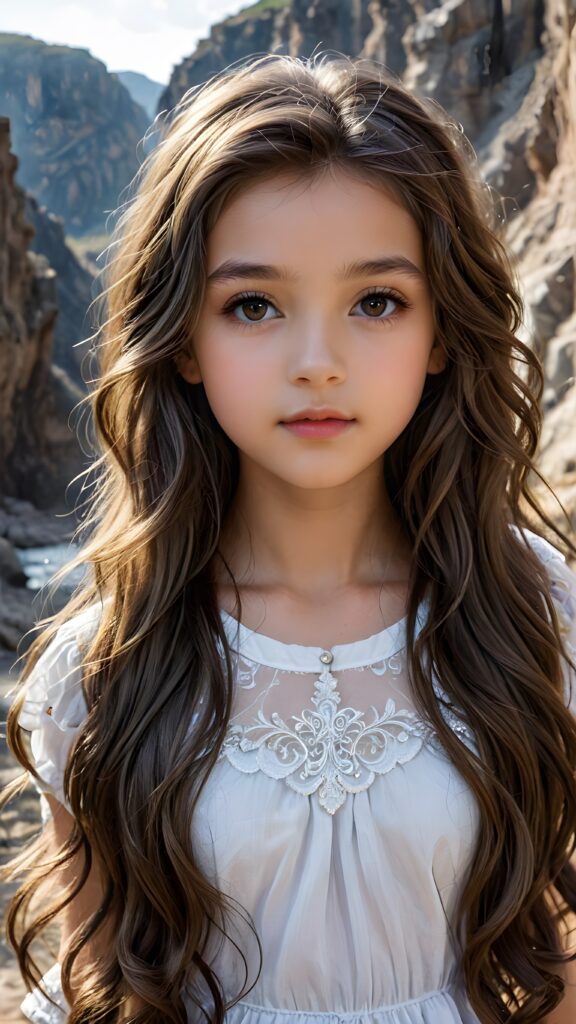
(15, 542, 86, 592)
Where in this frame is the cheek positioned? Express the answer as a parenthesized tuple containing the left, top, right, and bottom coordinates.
(199, 347, 270, 438)
(363, 343, 431, 413)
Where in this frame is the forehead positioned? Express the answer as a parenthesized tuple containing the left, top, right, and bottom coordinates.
(206, 167, 424, 272)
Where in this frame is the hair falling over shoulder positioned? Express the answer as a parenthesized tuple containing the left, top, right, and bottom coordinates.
(2, 50, 576, 1023)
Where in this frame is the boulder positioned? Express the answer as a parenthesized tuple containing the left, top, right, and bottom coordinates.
(0, 538, 27, 587)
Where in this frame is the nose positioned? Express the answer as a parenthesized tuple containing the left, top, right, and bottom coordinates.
(286, 317, 346, 387)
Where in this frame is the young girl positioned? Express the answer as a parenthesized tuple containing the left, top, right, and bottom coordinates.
(2, 50, 576, 1024)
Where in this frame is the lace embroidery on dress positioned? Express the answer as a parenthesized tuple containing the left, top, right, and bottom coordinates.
(215, 611, 476, 815)
(220, 653, 424, 815)
(215, 528, 576, 815)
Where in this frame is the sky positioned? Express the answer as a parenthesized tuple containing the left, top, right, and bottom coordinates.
(1, 0, 253, 84)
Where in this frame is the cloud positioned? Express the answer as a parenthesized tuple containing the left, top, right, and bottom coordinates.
(120, 0, 252, 32)
(1, 0, 249, 81)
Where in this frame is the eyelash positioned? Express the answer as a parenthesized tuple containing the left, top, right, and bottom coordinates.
(220, 288, 413, 329)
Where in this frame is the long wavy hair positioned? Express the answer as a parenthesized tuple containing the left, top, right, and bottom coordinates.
(2, 51, 576, 1024)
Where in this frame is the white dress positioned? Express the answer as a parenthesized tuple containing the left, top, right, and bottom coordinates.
(14, 528, 576, 1024)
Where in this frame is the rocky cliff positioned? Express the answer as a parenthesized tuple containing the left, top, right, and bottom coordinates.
(25, 197, 95, 391)
(161, 0, 576, 534)
(158, 0, 291, 113)
(514, 0, 576, 522)
(117, 71, 164, 121)
(0, 116, 86, 508)
(0, 34, 150, 235)
(0, 117, 84, 646)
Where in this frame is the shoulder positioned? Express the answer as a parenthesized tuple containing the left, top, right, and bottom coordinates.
(17, 600, 106, 733)
(15, 599, 110, 813)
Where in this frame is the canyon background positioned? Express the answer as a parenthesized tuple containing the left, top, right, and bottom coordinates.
(1, 0, 575, 1018)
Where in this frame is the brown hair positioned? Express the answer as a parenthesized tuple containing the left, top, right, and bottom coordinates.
(2, 51, 576, 1023)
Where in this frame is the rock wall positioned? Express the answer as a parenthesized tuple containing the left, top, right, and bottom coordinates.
(25, 197, 95, 391)
(0, 34, 150, 235)
(158, 1, 291, 113)
(117, 71, 164, 121)
(513, 0, 576, 520)
(0, 116, 86, 510)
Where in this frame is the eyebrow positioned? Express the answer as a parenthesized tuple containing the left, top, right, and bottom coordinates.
(206, 255, 425, 285)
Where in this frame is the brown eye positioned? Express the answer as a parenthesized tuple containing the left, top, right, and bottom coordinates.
(360, 295, 390, 317)
(241, 299, 268, 321)
(353, 288, 411, 325)
(221, 291, 280, 327)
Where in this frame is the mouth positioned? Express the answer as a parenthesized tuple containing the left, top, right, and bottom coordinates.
(281, 416, 354, 424)
(280, 409, 354, 424)
(280, 417, 355, 438)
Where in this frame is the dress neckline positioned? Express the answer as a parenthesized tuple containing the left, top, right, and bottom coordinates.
(218, 597, 430, 672)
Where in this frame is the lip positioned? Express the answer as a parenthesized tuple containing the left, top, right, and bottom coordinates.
(281, 408, 353, 423)
(281, 418, 355, 440)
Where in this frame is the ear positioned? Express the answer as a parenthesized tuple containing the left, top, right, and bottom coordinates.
(174, 346, 202, 384)
(427, 340, 447, 375)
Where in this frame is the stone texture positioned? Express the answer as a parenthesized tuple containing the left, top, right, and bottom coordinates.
(117, 71, 164, 121)
(0, 499, 75, 651)
(25, 197, 95, 391)
(0, 538, 27, 586)
(158, 2, 292, 113)
(0, 497, 75, 548)
(0, 580, 36, 650)
(0, 117, 87, 510)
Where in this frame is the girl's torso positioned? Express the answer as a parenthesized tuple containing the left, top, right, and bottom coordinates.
(19, 528, 576, 1024)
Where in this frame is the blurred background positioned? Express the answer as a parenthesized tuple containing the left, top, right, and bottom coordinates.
(0, 0, 575, 1016)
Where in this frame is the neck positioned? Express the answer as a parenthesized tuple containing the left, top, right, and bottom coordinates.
(215, 457, 412, 601)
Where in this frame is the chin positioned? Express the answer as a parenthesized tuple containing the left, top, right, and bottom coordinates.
(276, 470, 363, 490)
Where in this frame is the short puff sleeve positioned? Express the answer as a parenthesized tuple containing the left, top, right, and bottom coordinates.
(20, 962, 69, 1024)
(14, 605, 104, 1022)
(16, 603, 103, 816)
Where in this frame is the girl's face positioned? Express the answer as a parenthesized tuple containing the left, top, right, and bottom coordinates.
(177, 167, 446, 491)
